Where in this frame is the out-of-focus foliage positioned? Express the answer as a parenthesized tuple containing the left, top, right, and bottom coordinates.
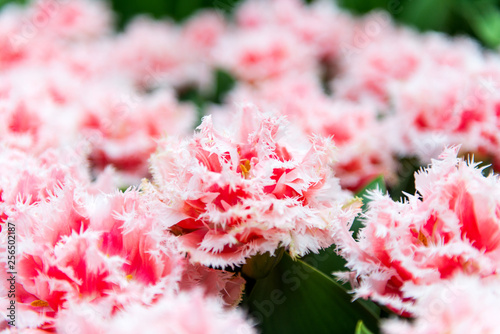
(244, 253, 380, 334)
(109, 0, 314, 26)
(1, 0, 499, 46)
(338, 0, 500, 48)
(109, 0, 240, 27)
(106, 0, 500, 47)
(0, 0, 25, 7)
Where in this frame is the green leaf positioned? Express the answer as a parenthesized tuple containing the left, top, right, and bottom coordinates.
(399, 0, 453, 31)
(458, 0, 500, 48)
(213, 69, 236, 104)
(119, 186, 130, 192)
(298, 176, 384, 319)
(389, 157, 420, 201)
(0, 0, 26, 9)
(178, 87, 206, 127)
(300, 245, 382, 318)
(351, 175, 386, 237)
(355, 321, 375, 334)
(174, 0, 204, 21)
(110, 0, 243, 27)
(241, 248, 285, 280)
(300, 245, 347, 281)
(337, 0, 389, 15)
(110, 0, 171, 29)
(211, 0, 241, 16)
(245, 253, 379, 334)
(301, 175, 386, 277)
(356, 175, 386, 209)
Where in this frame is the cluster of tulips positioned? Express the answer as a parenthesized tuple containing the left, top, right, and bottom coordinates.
(1, 0, 500, 333)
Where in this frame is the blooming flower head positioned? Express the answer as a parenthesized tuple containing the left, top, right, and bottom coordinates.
(332, 22, 483, 108)
(112, 17, 193, 89)
(1, 187, 186, 329)
(0, 65, 82, 155)
(0, 40, 195, 185)
(383, 275, 500, 334)
(80, 87, 196, 184)
(150, 103, 356, 267)
(389, 64, 495, 162)
(0, 144, 94, 228)
(1, 160, 244, 331)
(0, 0, 111, 70)
(214, 23, 315, 83)
(235, 0, 356, 63)
(55, 289, 256, 334)
(0, 5, 28, 69)
(333, 147, 500, 314)
(229, 77, 396, 191)
(181, 10, 226, 58)
(331, 15, 414, 106)
(27, 0, 113, 40)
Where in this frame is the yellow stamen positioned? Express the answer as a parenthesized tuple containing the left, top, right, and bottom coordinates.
(31, 300, 49, 307)
(126, 274, 133, 281)
(417, 230, 429, 247)
(240, 160, 251, 178)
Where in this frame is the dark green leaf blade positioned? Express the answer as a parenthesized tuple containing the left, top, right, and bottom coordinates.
(351, 175, 386, 237)
(213, 68, 236, 104)
(399, 0, 453, 31)
(355, 321, 375, 334)
(245, 253, 379, 334)
(357, 175, 386, 208)
(301, 175, 386, 278)
(300, 245, 347, 281)
(457, 0, 500, 48)
(0, 0, 27, 10)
